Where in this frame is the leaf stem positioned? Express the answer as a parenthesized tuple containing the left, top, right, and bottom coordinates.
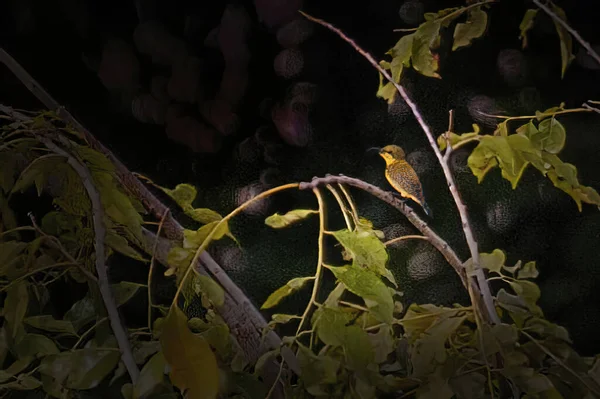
(295, 188, 326, 338)
(148, 208, 170, 332)
(384, 235, 429, 247)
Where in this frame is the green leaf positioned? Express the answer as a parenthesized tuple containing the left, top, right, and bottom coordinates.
(326, 264, 394, 324)
(368, 325, 395, 364)
(411, 20, 442, 78)
(297, 344, 340, 396)
(312, 307, 374, 370)
(416, 367, 454, 398)
(519, 9, 538, 49)
(10, 154, 65, 196)
(437, 127, 480, 151)
(159, 183, 197, 210)
(185, 208, 223, 224)
(264, 209, 318, 229)
(261, 277, 314, 309)
(39, 348, 120, 390)
(73, 145, 115, 173)
(64, 296, 96, 331)
(183, 221, 233, 250)
(332, 228, 393, 285)
(378, 34, 415, 104)
(452, 7, 488, 51)
(4, 281, 29, 339)
(537, 117, 566, 154)
(112, 281, 146, 307)
(0, 241, 26, 278)
(106, 230, 148, 262)
(133, 351, 168, 399)
(517, 261, 539, 279)
(449, 371, 486, 399)
(194, 275, 225, 307)
(14, 334, 59, 359)
(479, 249, 506, 274)
(0, 356, 34, 383)
(160, 306, 220, 399)
(508, 280, 542, 316)
(132, 341, 161, 365)
(24, 315, 77, 335)
(549, 3, 575, 78)
(0, 374, 42, 390)
(269, 314, 300, 326)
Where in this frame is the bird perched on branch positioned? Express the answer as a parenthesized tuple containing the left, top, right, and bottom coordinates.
(368, 144, 433, 217)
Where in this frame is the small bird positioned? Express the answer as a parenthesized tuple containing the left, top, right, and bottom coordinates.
(368, 144, 433, 217)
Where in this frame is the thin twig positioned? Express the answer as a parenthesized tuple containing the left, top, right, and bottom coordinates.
(337, 184, 360, 227)
(38, 136, 140, 383)
(384, 235, 429, 247)
(148, 208, 170, 332)
(326, 184, 354, 230)
(532, 0, 600, 67)
(299, 12, 500, 325)
(295, 188, 327, 338)
(582, 103, 600, 115)
(300, 175, 468, 288)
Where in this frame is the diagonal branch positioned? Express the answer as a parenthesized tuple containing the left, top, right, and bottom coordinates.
(532, 0, 600, 67)
(299, 12, 500, 324)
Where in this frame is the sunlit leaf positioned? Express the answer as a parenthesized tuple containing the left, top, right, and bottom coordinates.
(264, 209, 318, 229)
(478, 249, 505, 274)
(378, 34, 415, 103)
(326, 264, 394, 324)
(452, 7, 488, 51)
(537, 117, 566, 154)
(332, 229, 394, 285)
(519, 9, 538, 49)
(261, 277, 314, 309)
(185, 208, 223, 224)
(159, 183, 197, 210)
(437, 127, 480, 151)
(517, 261, 539, 279)
(161, 306, 219, 399)
(183, 221, 233, 250)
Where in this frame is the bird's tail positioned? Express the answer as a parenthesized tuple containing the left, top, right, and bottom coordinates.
(422, 202, 433, 218)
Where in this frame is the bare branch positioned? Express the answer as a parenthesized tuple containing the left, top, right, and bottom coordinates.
(299, 13, 500, 324)
(532, 0, 600, 68)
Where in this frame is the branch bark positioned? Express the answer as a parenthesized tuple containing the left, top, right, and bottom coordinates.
(299, 12, 500, 324)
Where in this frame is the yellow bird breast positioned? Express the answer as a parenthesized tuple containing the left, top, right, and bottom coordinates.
(384, 161, 426, 206)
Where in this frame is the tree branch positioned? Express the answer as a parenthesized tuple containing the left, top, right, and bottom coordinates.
(39, 136, 140, 383)
(0, 47, 295, 388)
(532, 0, 600, 68)
(298, 13, 500, 324)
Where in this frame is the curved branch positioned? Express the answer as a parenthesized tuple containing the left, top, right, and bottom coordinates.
(39, 136, 140, 383)
(298, 13, 500, 325)
(299, 175, 469, 288)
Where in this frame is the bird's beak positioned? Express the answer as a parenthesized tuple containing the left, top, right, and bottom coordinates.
(366, 147, 381, 154)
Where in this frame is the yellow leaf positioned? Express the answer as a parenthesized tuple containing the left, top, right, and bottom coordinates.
(161, 306, 219, 399)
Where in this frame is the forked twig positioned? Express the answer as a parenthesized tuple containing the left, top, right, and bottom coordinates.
(299, 12, 500, 324)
